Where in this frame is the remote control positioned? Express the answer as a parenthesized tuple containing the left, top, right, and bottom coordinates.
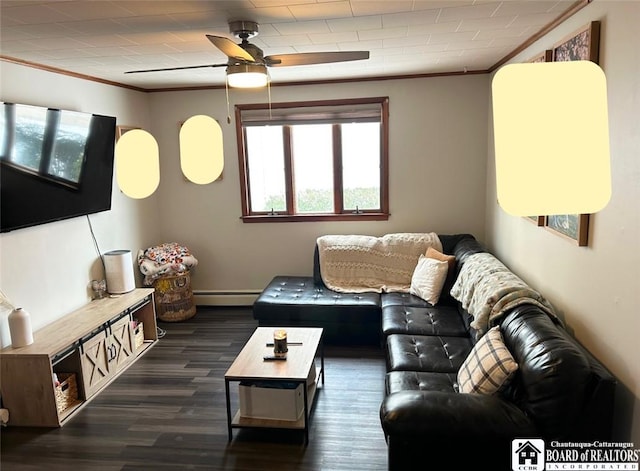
(263, 355, 287, 361)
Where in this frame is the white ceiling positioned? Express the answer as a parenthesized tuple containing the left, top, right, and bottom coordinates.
(0, 0, 582, 91)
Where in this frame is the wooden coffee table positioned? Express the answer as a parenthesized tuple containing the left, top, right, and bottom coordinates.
(224, 327, 324, 445)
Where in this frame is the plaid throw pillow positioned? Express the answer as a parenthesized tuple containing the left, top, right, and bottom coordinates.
(457, 326, 518, 394)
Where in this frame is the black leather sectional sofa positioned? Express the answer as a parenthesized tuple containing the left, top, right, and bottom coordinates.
(253, 234, 616, 469)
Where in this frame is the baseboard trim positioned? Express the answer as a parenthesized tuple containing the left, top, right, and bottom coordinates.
(193, 290, 260, 306)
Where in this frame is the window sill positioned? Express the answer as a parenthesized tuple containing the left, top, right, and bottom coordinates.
(240, 212, 390, 223)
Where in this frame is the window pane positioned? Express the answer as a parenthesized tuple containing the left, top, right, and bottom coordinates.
(0, 107, 6, 156)
(342, 122, 380, 210)
(49, 111, 92, 183)
(12, 105, 47, 171)
(291, 124, 333, 213)
(246, 126, 286, 212)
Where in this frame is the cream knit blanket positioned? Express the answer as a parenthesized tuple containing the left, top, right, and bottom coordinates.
(317, 233, 442, 293)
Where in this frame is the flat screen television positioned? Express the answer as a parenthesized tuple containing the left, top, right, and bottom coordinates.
(0, 102, 117, 233)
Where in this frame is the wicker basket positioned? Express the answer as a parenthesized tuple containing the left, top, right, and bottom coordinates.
(54, 373, 79, 415)
(153, 272, 196, 322)
(134, 321, 145, 349)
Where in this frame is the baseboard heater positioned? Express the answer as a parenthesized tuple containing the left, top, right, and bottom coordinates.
(193, 290, 261, 306)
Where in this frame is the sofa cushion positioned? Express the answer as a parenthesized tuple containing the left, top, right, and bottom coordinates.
(438, 233, 477, 255)
(253, 276, 380, 313)
(382, 305, 468, 337)
(386, 334, 472, 373)
(252, 276, 381, 344)
(380, 390, 537, 470)
(409, 255, 448, 305)
(425, 246, 455, 269)
(453, 236, 487, 266)
(385, 371, 457, 394)
(457, 325, 518, 394)
(425, 247, 456, 303)
(500, 305, 615, 440)
(440, 234, 485, 304)
(381, 292, 433, 309)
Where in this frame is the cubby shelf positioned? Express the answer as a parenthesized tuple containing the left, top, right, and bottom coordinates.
(0, 288, 158, 427)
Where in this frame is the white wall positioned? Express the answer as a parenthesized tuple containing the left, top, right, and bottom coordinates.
(0, 63, 490, 339)
(0, 62, 159, 348)
(485, 1, 640, 443)
(147, 75, 490, 293)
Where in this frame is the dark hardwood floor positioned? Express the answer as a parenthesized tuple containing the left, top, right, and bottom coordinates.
(0, 308, 388, 470)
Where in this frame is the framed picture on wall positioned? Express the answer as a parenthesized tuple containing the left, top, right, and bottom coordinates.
(521, 51, 551, 227)
(542, 21, 600, 247)
(545, 214, 590, 246)
(527, 49, 553, 63)
(177, 120, 223, 182)
(116, 125, 140, 141)
(526, 216, 546, 226)
(552, 21, 600, 63)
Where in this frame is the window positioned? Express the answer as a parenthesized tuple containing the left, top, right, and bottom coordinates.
(236, 97, 389, 222)
(1, 103, 91, 189)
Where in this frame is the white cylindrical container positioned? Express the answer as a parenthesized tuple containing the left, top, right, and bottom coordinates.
(104, 250, 136, 294)
(8, 307, 34, 348)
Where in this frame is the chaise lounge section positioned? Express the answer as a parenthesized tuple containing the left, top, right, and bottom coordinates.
(251, 275, 382, 344)
(252, 233, 476, 344)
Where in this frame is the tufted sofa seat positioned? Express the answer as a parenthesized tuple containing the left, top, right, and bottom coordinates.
(382, 305, 468, 337)
(252, 275, 382, 344)
(385, 334, 472, 372)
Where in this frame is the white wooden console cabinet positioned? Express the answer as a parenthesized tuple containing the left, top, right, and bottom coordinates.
(0, 288, 158, 427)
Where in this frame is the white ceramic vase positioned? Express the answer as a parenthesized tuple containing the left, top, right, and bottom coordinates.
(8, 307, 34, 348)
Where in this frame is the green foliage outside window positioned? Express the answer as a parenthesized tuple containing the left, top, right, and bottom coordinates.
(264, 187, 379, 213)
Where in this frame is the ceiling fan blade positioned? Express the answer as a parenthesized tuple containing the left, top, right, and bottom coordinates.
(265, 51, 369, 67)
(125, 63, 227, 74)
(206, 34, 255, 62)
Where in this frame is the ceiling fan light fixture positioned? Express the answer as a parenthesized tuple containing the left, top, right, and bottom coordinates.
(227, 63, 268, 88)
(124, 20, 370, 84)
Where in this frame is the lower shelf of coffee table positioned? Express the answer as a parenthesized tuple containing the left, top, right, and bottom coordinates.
(231, 378, 318, 430)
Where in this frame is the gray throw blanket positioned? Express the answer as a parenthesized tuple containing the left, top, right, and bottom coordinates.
(450, 252, 558, 337)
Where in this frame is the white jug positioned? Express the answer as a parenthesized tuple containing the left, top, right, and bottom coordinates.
(8, 307, 34, 348)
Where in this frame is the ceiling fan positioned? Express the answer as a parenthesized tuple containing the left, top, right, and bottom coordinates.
(125, 20, 370, 87)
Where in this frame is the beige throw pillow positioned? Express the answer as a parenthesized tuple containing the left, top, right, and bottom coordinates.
(425, 246, 455, 273)
(409, 255, 449, 305)
(457, 326, 518, 395)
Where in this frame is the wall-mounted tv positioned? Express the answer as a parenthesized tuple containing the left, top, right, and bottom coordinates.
(0, 102, 116, 233)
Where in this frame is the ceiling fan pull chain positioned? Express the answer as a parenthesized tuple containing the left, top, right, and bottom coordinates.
(225, 77, 231, 124)
(267, 72, 272, 120)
